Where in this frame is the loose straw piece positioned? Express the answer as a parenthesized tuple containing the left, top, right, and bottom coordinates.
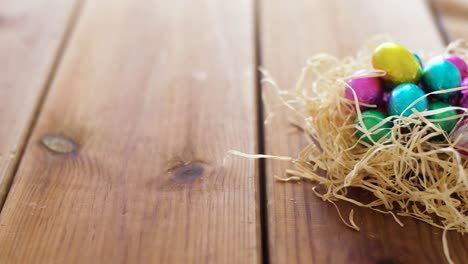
(227, 150, 293, 161)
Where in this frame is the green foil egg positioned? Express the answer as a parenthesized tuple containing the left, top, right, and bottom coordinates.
(388, 83, 428, 117)
(427, 101, 458, 133)
(372, 42, 422, 86)
(355, 110, 393, 145)
(422, 58, 461, 100)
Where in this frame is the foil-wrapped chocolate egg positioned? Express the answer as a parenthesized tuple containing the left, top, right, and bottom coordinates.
(462, 77, 468, 87)
(388, 83, 428, 117)
(460, 89, 468, 109)
(372, 42, 422, 86)
(449, 77, 468, 107)
(344, 77, 383, 109)
(422, 57, 461, 100)
(427, 101, 458, 133)
(460, 78, 468, 109)
(377, 92, 390, 114)
(355, 110, 393, 145)
(451, 121, 468, 156)
(443, 55, 467, 77)
(413, 53, 423, 66)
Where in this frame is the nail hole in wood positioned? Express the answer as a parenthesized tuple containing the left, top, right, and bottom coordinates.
(41, 135, 77, 154)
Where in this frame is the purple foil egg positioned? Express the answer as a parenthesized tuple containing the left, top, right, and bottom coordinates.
(444, 55, 467, 77)
(377, 91, 390, 114)
(449, 92, 461, 106)
(460, 89, 468, 109)
(345, 77, 383, 109)
(460, 77, 468, 108)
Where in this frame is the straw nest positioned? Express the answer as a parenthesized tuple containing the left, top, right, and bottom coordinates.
(235, 37, 468, 264)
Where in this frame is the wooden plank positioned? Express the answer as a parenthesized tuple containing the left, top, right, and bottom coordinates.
(433, 0, 468, 40)
(259, 0, 468, 263)
(0, 0, 260, 263)
(0, 0, 78, 206)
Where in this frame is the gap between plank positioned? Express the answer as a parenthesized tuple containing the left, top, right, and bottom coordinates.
(0, 0, 87, 212)
(253, 0, 269, 263)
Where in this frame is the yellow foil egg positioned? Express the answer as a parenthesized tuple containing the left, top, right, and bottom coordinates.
(372, 42, 422, 86)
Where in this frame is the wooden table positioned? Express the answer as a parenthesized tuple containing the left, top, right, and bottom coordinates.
(0, 0, 466, 263)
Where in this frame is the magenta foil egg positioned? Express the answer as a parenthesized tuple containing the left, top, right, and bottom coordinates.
(444, 55, 467, 77)
(345, 77, 383, 109)
(462, 77, 468, 87)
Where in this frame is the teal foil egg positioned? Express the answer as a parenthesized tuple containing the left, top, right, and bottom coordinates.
(422, 57, 461, 100)
(355, 110, 393, 145)
(388, 83, 428, 117)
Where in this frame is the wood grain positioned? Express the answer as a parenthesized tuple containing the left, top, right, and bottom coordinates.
(0, 0, 260, 263)
(433, 0, 468, 40)
(259, 0, 468, 263)
(0, 0, 78, 206)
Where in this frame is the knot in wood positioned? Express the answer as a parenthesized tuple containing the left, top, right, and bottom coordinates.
(41, 135, 77, 154)
(172, 162, 204, 184)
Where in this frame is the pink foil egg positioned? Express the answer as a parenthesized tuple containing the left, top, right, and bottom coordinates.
(345, 77, 383, 109)
(444, 55, 467, 77)
(452, 121, 468, 156)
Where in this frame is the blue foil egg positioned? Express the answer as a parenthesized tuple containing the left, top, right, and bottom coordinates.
(422, 57, 461, 100)
(413, 53, 423, 67)
(388, 83, 428, 117)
